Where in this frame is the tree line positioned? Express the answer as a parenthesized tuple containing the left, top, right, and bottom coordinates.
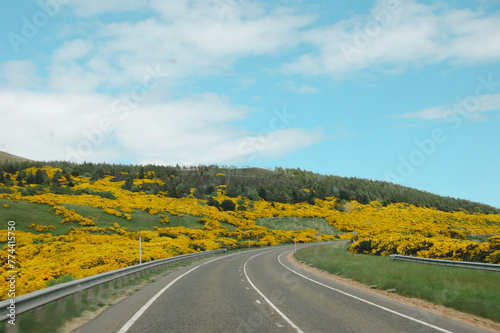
(0, 160, 498, 214)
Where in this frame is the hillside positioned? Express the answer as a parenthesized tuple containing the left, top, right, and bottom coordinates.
(0, 160, 499, 300)
(0, 151, 32, 163)
(1, 158, 498, 214)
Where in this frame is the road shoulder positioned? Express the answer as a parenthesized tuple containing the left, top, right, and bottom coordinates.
(286, 251, 500, 333)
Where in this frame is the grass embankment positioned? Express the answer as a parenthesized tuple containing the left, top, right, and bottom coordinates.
(0, 198, 238, 235)
(295, 243, 500, 322)
(256, 217, 342, 235)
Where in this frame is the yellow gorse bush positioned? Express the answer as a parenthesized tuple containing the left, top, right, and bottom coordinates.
(0, 166, 499, 300)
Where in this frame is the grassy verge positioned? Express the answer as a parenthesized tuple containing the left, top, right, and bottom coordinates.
(256, 217, 342, 235)
(295, 243, 500, 323)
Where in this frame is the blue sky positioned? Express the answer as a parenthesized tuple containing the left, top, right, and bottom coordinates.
(0, 0, 499, 208)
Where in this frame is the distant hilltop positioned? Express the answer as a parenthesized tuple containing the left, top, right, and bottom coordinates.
(0, 151, 33, 163)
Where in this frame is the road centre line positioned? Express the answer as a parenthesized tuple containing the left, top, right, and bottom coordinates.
(277, 251, 453, 333)
(117, 248, 275, 333)
(243, 253, 304, 333)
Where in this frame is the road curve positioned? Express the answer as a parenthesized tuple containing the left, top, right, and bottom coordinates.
(74, 245, 490, 333)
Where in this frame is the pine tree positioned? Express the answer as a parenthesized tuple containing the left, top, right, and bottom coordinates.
(221, 199, 236, 211)
(34, 169, 48, 185)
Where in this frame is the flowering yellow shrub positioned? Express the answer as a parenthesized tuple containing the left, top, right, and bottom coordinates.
(344, 203, 500, 263)
(28, 224, 55, 233)
(1, 165, 499, 300)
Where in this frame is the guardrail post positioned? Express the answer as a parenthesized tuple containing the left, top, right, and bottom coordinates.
(34, 305, 46, 322)
(86, 287, 95, 301)
(55, 297, 66, 312)
(73, 291, 82, 307)
(98, 284, 105, 297)
(108, 280, 114, 291)
(117, 277, 123, 288)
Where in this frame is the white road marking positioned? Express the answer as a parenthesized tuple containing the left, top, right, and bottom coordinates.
(277, 251, 453, 333)
(255, 300, 261, 304)
(117, 254, 238, 333)
(244, 253, 304, 333)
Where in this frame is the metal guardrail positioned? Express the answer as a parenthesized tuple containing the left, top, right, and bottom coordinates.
(0, 249, 226, 321)
(389, 254, 500, 272)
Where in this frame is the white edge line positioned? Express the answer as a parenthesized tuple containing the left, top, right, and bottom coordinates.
(117, 255, 227, 333)
(243, 253, 304, 333)
(277, 251, 453, 333)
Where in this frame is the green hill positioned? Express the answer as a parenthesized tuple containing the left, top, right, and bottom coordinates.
(0, 156, 498, 214)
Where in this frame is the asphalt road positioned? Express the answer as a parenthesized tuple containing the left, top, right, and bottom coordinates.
(74, 245, 490, 333)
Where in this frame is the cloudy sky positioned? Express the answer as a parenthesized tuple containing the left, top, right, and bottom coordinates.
(1, 0, 499, 208)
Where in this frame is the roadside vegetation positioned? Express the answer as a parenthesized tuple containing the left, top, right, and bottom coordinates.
(256, 217, 343, 235)
(0, 255, 218, 333)
(0, 161, 499, 305)
(295, 243, 500, 323)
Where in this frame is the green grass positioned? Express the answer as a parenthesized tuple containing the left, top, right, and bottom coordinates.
(0, 198, 65, 233)
(256, 217, 342, 235)
(295, 242, 500, 323)
(466, 234, 490, 243)
(219, 222, 238, 232)
(0, 198, 208, 235)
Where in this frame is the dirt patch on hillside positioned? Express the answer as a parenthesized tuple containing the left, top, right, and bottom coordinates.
(287, 252, 500, 333)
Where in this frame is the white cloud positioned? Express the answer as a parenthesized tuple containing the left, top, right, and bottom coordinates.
(52, 39, 94, 63)
(279, 80, 319, 94)
(0, 89, 114, 161)
(0, 2, 326, 165)
(41, 2, 315, 94)
(280, 0, 500, 77)
(66, 0, 148, 17)
(234, 128, 324, 160)
(0, 60, 43, 89)
(47, 63, 103, 93)
(0, 90, 323, 165)
(114, 93, 324, 165)
(397, 93, 500, 120)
